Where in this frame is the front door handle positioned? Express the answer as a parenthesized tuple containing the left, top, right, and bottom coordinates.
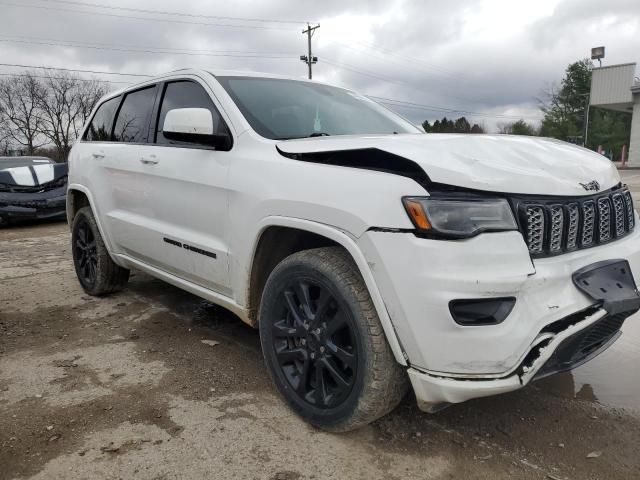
(92, 152, 105, 159)
(140, 157, 158, 165)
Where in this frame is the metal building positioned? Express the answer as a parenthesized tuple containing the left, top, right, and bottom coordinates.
(589, 63, 640, 166)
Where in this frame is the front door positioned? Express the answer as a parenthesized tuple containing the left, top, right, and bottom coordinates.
(114, 79, 233, 295)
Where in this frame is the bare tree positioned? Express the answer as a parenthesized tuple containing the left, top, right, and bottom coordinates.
(37, 73, 107, 161)
(0, 73, 47, 154)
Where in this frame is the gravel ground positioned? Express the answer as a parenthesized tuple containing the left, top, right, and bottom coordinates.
(1, 171, 640, 480)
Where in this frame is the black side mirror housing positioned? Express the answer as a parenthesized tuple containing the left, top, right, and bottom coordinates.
(163, 131, 232, 150)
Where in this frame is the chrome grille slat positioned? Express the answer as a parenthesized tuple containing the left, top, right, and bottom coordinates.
(624, 190, 635, 230)
(582, 201, 595, 247)
(549, 205, 564, 252)
(520, 188, 634, 257)
(597, 197, 611, 242)
(612, 194, 625, 237)
(566, 203, 579, 250)
(525, 206, 544, 254)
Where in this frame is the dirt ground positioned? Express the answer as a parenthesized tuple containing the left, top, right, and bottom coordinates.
(2, 171, 640, 480)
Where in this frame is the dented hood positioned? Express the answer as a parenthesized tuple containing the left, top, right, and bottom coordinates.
(276, 133, 621, 196)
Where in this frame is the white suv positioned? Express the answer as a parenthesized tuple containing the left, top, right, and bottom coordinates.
(67, 69, 640, 431)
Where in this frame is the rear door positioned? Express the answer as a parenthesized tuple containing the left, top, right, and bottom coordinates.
(95, 84, 161, 262)
(121, 79, 233, 295)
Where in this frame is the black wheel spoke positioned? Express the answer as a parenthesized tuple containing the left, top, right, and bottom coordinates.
(326, 311, 348, 336)
(313, 361, 327, 406)
(273, 320, 304, 338)
(284, 290, 304, 327)
(310, 289, 331, 328)
(294, 281, 313, 318)
(296, 358, 311, 394)
(276, 347, 306, 365)
(321, 357, 351, 388)
(326, 340, 355, 369)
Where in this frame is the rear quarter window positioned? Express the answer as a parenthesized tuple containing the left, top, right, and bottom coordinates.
(84, 96, 120, 142)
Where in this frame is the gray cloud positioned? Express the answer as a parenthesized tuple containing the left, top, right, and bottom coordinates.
(0, 0, 638, 131)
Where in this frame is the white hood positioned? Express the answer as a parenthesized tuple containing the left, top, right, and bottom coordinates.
(276, 133, 620, 196)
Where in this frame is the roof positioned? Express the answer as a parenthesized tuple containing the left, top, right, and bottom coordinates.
(97, 68, 352, 106)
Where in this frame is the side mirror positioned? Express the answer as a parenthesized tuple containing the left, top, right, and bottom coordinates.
(162, 108, 231, 149)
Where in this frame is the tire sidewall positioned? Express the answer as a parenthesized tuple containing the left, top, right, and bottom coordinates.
(259, 256, 368, 429)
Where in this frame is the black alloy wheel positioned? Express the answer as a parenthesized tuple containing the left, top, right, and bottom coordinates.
(259, 247, 408, 431)
(71, 206, 129, 296)
(74, 218, 98, 286)
(272, 278, 357, 409)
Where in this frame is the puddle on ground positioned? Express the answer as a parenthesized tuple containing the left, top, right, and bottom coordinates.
(537, 310, 640, 414)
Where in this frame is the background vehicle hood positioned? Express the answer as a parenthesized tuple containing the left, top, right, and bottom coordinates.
(0, 162, 68, 187)
(276, 134, 620, 196)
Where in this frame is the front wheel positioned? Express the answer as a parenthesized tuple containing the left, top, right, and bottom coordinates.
(259, 247, 408, 431)
(71, 206, 129, 296)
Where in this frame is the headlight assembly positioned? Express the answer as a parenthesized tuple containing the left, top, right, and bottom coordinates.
(402, 196, 517, 238)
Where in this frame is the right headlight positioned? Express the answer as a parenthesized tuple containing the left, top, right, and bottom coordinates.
(402, 196, 517, 238)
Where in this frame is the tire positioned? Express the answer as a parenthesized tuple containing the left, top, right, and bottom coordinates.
(259, 246, 408, 431)
(71, 206, 129, 296)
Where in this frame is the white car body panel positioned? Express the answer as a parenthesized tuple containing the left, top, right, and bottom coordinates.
(67, 68, 640, 413)
(277, 133, 620, 196)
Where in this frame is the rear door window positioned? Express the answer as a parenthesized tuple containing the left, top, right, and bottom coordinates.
(155, 81, 228, 145)
(113, 86, 157, 143)
(84, 96, 120, 141)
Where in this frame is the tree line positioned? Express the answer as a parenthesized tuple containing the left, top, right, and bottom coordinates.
(421, 58, 632, 161)
(0, 72, 107, 162)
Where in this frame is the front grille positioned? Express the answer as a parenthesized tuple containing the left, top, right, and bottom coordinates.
(517, 187, 635, 257)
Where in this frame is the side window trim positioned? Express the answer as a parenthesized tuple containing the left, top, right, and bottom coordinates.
(149, 78, 233, 151)
(111, 84, 158, 144)
(82, 94, 121, 142)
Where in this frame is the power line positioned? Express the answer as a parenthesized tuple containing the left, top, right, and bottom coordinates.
(44, 0, 311, 24)
(322, 58, 538, 121)
(0, 36, 297, 60)
(372, 96, 541, 121)
(0, 63, 151, 77)
(0, 64, 538, 121)
(0, 1, 297, 31)
(0, 72, 129, 84)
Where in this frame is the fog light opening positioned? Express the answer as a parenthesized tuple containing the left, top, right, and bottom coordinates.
(449, 297, 516, 326)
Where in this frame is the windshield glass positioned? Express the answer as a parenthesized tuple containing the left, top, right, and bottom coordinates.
(215, 76, 420, 140)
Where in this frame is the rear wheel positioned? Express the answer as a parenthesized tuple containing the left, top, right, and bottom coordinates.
(71, 206, 129, 296)
(259, 247, 408, 431)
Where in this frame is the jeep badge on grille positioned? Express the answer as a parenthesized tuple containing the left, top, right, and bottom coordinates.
(579, 180, 600, 192)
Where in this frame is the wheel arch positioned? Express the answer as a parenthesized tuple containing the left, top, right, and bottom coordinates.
(66, 184, 121, 266)
(246, 217, 407, 366)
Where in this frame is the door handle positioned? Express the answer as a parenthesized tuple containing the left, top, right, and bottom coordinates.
(140, 157, 158, 165)
(92, 152, 105, 159)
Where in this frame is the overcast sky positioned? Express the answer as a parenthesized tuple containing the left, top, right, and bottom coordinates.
(1, 0, 639, 131)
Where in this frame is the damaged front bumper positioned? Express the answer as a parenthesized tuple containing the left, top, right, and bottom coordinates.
(0, 187, 67, 223)
(409, 259, 640, 411)
(357, 218, 640, 411)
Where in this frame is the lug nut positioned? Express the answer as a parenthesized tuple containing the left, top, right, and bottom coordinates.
(304, 324, 309, 330)
(319, 346, 325, 353)
(315, 328, 321, 335)
(310, 352, 315, 359)
(301, 339, 306, 345)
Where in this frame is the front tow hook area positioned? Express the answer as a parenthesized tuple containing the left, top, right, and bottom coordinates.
(573, 259, 640, 315)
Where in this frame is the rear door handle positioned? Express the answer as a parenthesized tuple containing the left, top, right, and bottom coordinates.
(92, 152, 105, 159)
(140, 157, 158, 165)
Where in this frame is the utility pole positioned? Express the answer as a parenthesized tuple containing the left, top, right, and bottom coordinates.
(300, 23, 320, 79)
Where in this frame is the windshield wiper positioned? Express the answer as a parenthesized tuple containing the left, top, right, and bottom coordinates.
(308, 132, 331, 137)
